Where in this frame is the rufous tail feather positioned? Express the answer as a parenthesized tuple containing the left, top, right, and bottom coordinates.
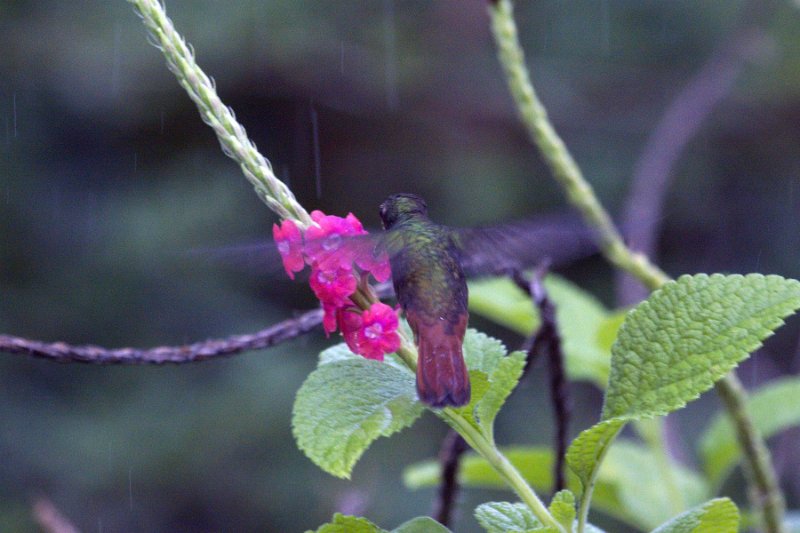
(415, 330, 470, 407)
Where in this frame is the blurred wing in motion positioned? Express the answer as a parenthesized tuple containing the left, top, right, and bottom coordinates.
(452, 213, 598, 276)
(189, 215, 596, 282)
(188, 232, 388, 281)
(188, 240, 286, 275)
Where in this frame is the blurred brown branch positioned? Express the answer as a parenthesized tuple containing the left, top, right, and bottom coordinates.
(0, 308, 323, 364)
(432, 429, 469, 527)
(514, 265, 569, 494)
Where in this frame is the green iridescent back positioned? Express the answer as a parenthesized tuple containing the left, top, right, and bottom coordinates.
(382, 212, 468, 332)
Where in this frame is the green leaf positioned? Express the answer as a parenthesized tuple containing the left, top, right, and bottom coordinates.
(595, 311, 626, 355)
(406, 441, 707, 531)
(603, 441, 708, 530)
(402, 459, 441, 489)
(391, 517, 452, 533)
(449, 331, 526, 442)
(463, 329, 510, 374)
(310, 514, 452, 533)
(318, 343, 361, 366)
(449, 370, 490, 430)
(477, 351, 527, 442)
(292, 359, 424, 478)
(566, 418, 626, 495)
(603, 274, 800, 420)
(310, 513, 385, 533)
(549, 490, 576, 530)
(650, 498, 739, 533)
(470, 275, 616, 388)
(699, 376, 800, 486)
(318, 342, 411, 373)
(469, 277, 539, 336)
(544, 276, 613, 387)
(474, 502, 546, 532)
(560, 274, 799, 529)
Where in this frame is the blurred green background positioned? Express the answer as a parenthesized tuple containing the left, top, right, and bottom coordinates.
(2, 1, 800, 531)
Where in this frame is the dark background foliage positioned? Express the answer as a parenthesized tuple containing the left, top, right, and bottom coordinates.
(1, 1, 799, 531)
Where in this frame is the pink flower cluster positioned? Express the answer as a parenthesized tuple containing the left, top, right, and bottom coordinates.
(273, 210, 400, 361)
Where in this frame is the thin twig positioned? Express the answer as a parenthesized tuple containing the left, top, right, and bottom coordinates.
(513, 266, 570, 494)
(0, 308, 323, 364)
(617, 25, 766, 305)
(31, 498, 81, 533)
(432, 430, 469, 527)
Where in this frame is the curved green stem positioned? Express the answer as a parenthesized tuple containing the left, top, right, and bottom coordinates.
(488, 1, 786, 532)
(575, 421, 625, 533)
(354, 280, 561, 527)
(127, 0, 312, 227)
(488, 0, 668, 292)
(441, 408, 564, 532)
(354, 285, 560, 528)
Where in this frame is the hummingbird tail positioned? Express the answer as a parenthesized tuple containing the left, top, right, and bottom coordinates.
(414, 320, 470, 408)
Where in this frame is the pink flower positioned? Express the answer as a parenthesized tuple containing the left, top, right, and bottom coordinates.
(305, 211, 367, 272)
(337, 306, 364, 355)
(355, 248, 392, 283)
(273, 211, 397, 361)
(274, 211, 391, 284)
(354, 302, 401, 361)
(272, 219, 305, 279)
(335, 303, 401, 361)
(308, 263, 358, 307)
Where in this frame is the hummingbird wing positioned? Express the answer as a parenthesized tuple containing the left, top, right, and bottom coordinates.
(451, 213, 599, 277)
(187, 232, 385, 281)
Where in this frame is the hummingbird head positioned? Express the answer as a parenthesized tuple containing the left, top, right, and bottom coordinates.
(379, 193, 428, 229)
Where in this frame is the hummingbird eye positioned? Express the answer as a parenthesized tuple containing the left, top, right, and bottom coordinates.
(379, 203, 392, 227)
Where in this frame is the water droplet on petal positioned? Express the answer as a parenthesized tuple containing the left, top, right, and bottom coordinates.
(364, 323, 383, 339)
(323, 234, 342, 251)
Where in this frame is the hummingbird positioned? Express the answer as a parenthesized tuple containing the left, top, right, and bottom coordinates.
(201, 193, 594, 408)
(378, 193, 595, 408)
(380, 193, 471, 407)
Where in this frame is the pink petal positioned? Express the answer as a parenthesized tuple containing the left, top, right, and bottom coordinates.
(273, 220, 305, 279)
(354, 302, 399, 360)
(337, 307, 363, 354)
(322, 303, 339, 336)
(309, 265, 357, 307)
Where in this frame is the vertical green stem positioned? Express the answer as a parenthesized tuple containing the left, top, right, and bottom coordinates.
(716, 374, 787, 533)
(488, 1, 787, 531)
